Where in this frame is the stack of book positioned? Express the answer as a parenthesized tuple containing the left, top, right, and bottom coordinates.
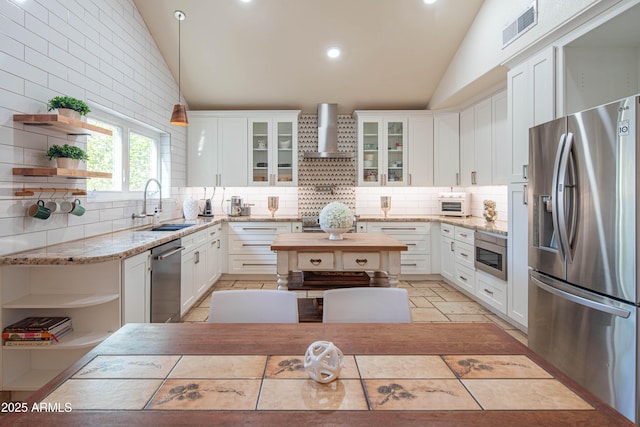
(2, 317, 72, 347)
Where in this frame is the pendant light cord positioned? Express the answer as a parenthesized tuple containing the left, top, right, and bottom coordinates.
(177, 14, 181, 104)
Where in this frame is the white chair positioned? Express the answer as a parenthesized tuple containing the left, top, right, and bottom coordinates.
(208, 290, 299, 323)
(322, 287, 411, 323)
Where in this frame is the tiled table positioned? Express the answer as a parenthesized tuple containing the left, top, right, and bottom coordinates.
(5, 323, 632, 426)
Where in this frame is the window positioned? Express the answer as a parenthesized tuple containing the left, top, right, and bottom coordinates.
(86, 113, 161, 197)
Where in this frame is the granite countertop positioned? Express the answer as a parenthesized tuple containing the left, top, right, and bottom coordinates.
(0, 215, 506, 266)
(356, 215, 508, 235)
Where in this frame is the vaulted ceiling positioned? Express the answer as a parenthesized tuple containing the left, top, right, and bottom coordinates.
(133, 0, 484, 114)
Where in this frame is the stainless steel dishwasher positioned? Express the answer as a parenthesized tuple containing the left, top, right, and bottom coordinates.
(150, 239, 184, 323)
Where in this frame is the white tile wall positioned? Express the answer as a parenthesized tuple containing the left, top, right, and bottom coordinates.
(356, 186, 508, 219)
(0, 0, 187, 256)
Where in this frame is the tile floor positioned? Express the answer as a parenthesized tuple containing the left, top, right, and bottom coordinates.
(181, 278, 528, 346)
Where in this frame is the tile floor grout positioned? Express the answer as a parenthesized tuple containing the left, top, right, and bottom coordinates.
(182, 278, 528, 347)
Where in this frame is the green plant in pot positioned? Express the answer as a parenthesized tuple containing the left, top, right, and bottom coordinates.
(47, 96, 91, 121)
(46, 144, 89, 169)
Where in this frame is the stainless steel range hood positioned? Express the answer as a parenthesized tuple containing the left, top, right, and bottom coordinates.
(303, 103, 355, 159)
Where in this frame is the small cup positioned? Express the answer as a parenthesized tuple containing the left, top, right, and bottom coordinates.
(27, 200, 51, 220)
(69, 199, 85, 216)
(59, 200, 74, 213)
(45, 200, 59, 213)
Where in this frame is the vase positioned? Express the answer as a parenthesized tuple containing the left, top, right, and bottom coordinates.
(57, 108, 82, 121)
(321, 226, 351, 240)
(55, 158, 80, 169)
(183, 198, 198, 220)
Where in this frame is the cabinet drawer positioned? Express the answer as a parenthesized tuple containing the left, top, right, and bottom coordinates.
(441, 223, 455, 238)
(207, 224, 223, 240)
(298, 252, 335, 270)
(182, 228, 209, 250)
(400, 237, 429, 254)
(343, 252, 380, 270)
(228, 255, 276, 274)
(454, 241, 474, 269)
(454, 226, 474, 245)
(367, 222, 430, 235)
(228, 222, 291, 235)
(475, 271, 507, 314)
(454, 263, 475, 294)
(228, 235, 275, 255)
(401, 254, 431, 275)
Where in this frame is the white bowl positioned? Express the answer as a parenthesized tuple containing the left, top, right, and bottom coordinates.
(364, 160, 374, 167)
(279, 140, 291, 149)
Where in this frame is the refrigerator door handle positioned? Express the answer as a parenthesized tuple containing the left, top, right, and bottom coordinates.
(557, 132, 575, 263)
(551, 133, 567, 259)
(530, 274, 631, 318)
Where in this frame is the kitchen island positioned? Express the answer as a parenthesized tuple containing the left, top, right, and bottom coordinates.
(270, 232, 408, 290)
(2, 322, 631, 426)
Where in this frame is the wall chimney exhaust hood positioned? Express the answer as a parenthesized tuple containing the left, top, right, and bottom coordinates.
(304, 103, 354, 159)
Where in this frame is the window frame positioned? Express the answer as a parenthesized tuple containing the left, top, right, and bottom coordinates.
(86, 111, 164, 202)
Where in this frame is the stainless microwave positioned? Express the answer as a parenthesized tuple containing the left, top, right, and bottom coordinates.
(437, 192, 471, 217)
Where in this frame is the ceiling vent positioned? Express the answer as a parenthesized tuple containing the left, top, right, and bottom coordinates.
(502, 1, 537, 48)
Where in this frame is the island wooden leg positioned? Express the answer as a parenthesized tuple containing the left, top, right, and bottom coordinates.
(387, 251, 401, 287)
(276, 251, 289, 291)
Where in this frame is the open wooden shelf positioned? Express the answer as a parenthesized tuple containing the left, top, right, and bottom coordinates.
(13, 114, 112, 136)
(13, 168, 112, 179)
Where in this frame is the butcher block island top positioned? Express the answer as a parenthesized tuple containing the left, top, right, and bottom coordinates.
(4, 323, 631, 426)
(270, 232, 408, 251)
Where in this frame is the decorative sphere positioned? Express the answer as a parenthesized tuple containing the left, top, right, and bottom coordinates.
(304, 341, 344, 384)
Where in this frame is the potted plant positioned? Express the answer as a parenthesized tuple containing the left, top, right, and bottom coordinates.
(46, 144, 89, 169)
(47, 96, 91, 121)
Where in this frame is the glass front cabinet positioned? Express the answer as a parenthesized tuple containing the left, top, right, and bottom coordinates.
(356, 114, 408, 186)
(248, 112, 299, 186)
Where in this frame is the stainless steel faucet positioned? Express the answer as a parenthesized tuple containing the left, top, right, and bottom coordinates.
(132, 178, 162, 218)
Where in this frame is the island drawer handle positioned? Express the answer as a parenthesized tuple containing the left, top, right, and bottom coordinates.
(355, 258, 368, 265)
(483, 288, 494, 295)
(310, 259, 322, 265)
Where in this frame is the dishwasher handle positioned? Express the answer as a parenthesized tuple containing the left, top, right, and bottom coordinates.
(155, 246, 185, 260)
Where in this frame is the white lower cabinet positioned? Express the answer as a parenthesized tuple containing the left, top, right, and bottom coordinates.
(0, 262, 121, 395)
(365, 222, 431, 275)
(475, 270, 507, 315)
(181, 228, 212, 316)
(227, 222, 293, 274)
(122, 251, 151, 324)
(441, 224, 476, 294)
(440, 235, 456, 283)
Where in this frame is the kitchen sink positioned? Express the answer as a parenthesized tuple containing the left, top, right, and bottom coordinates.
(149, 224, 195, 231)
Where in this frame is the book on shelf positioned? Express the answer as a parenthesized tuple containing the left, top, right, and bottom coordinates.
(3, 316, 71, 334)
(3, 326, 73, 342)
(5, 340, 57, 347)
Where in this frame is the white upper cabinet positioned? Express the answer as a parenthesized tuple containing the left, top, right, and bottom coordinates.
(187, 112, 247, 187)
(491, 90, 509, 184)
(507, 47, 555, 183)
(355, 113, 408, 186)
(248, 112, 299, 187)
(407, 114, 434, 187)
(460, 91, 508, 186)
(433, 112, 460, 187)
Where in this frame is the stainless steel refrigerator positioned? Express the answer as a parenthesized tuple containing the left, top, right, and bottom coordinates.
(528, 95, 639, 423)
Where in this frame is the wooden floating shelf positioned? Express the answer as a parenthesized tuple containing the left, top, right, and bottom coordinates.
(13, 114, 112, 136)
(15, 187, 87, 197)
(13, 167, 112, 179)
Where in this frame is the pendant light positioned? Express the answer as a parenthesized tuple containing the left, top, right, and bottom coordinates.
(170, 10, 188, 126)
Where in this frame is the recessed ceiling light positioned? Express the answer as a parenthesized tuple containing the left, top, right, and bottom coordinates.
(240, 0, 252, 3)
(326, 47, 341, 59)
(423, 0, 437, 4)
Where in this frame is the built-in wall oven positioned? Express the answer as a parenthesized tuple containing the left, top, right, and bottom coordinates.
(474, 231, 507, 281)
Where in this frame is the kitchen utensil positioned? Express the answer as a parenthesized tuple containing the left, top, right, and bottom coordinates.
(240, 203, 253, 216)
(27, 200, 51, 220)
(69, 198, 85, 216)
